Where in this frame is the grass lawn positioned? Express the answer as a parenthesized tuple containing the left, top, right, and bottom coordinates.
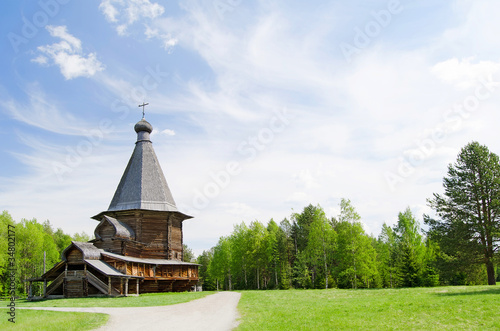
(236, 285, 500, 330)
(0, 309, 108, 330)
(16, 291, 213, 308)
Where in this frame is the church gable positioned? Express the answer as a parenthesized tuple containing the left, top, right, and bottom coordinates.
(62, 241, 101, 263)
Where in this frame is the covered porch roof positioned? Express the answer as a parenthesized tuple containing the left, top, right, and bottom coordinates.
(102, 251, 200, 266)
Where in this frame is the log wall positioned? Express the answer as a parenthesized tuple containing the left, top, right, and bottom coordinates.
(97, 210, 187, 260)
(93, 222, 124, 254)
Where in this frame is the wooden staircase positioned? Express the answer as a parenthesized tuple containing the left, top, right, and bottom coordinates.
(45, 272, 65, 296)
(87, 271, 120, 296)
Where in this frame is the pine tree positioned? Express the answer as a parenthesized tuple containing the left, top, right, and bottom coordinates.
(428, 142, 500, 285)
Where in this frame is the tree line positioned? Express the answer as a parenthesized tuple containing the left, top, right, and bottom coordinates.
(0, 212, 91, 297)
(197, 142, 499, 290)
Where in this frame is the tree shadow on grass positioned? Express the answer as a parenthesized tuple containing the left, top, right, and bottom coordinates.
(434, 288, 500, 297)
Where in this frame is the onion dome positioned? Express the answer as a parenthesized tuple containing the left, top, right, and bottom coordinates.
(134, 118, 153, 133)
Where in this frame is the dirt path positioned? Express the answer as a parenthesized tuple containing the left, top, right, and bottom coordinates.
(22, 291, 242, 331)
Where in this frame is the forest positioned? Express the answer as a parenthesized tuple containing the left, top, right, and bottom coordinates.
(197, 202, 491, 291)
(197, 142, 500, 291)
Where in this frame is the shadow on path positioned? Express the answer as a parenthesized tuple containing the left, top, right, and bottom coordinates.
(434, 287, 500, 297)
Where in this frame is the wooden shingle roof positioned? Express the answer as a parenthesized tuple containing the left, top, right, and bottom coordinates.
(62, 241, 102, 260)
(102, 251, 200, 266)
(106, 118, 181, 213)
(85, 259, 141, 278)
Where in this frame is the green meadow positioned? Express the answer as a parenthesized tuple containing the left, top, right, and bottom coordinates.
(0, 309, 108, 331)
(236, 286, 500, 330)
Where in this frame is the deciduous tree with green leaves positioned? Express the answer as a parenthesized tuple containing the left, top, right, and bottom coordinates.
(427, 142, 500, 285)
(377, 223, 398, 287)
(229, 222, 250, 289)
(304, 206, 336, 289)
(197, 249, 216, 290)
(182, 244, 195, 262)
(248, 221, 267, 289)
(0, 211, 15, 295)
(17, 218, 59, 295)
(265, 220, 281, 289)
(209, 236, 233, 290)
(332, 199, 378, 289)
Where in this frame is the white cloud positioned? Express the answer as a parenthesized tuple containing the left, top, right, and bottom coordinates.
(161, 129, 175, 136)
(99, 0, 176, 52)
(144, 25, 158, 39)
(33, 25, 104, 80)
(151, 128, 175, 136)
(144, 24, 177, 52)
(431, 57, 500, 90)
(99, 0, 119, 22)
(99, 0, 164, 36)
(116, 24, 127, 36)
(31, 55, 48, 65)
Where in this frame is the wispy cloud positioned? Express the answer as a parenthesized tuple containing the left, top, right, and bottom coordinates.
(32, 25, 105, 80)
(3, 83, 94, 136)
(0, 140, 129, 235)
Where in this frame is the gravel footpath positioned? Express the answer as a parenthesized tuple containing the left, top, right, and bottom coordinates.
(21, 291, 242, 331)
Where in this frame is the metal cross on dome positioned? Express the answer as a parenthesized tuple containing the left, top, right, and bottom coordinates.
(138, 102, 149, 118)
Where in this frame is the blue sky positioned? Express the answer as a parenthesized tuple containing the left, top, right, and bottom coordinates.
(2, 0, 500, 256)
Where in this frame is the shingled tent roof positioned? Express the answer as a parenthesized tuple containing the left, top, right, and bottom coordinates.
(107, 118, 181, 213)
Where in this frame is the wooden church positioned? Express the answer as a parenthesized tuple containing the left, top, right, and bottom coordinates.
(28, 115, 199, 298)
